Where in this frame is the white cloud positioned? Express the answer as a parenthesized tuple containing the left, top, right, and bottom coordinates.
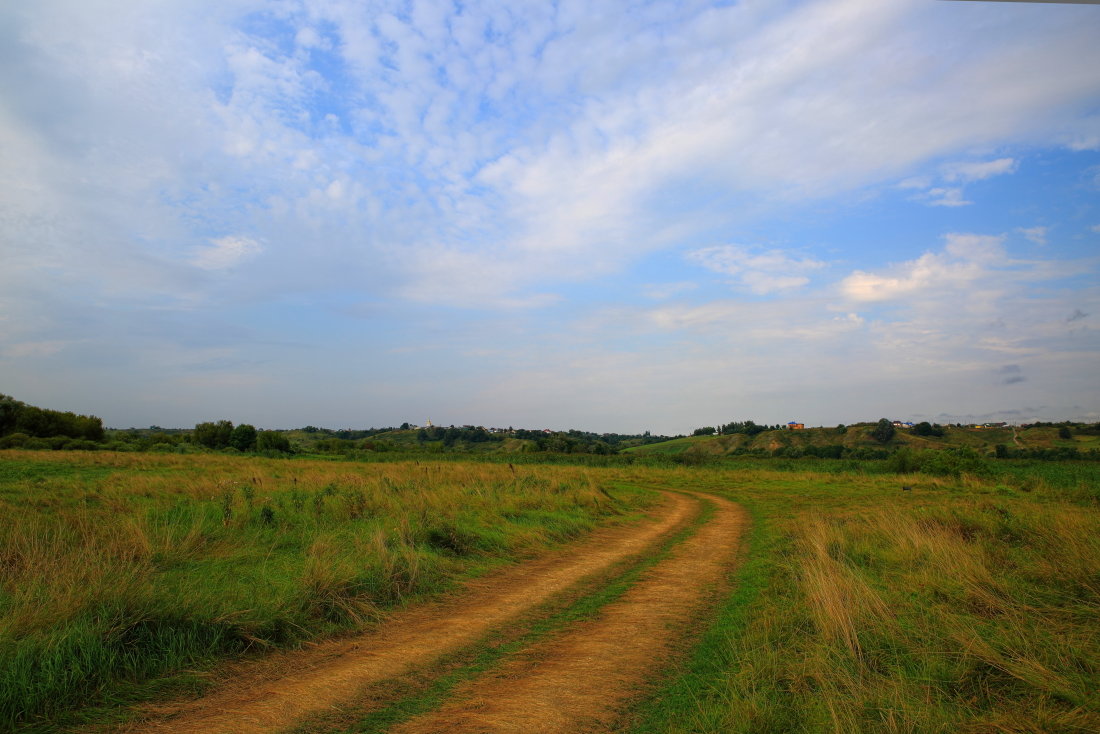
(191, 236, 263, 270)
(897, 176, 932, 190)
(943, 157, 1017, 182)
(643, 282, 697, 300)
(1018, 226, 1048, 245)
(841, 233, 1005, 302)
(907, 157, 1017, 207)
(688, 245, 825, 294)
(922, 187, 972, 207)
(943, 233, 1006, 262)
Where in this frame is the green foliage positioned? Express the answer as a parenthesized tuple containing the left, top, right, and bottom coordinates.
(256, 430, 291, 453)
(192, 420, 234, 449)
(871, 417, 896, 443)
(228, 423, 257, 452)
(718, 420, 773, 436)
(913, 420, 945, 437)
(1059, 426, 1073, 439)
(693, 426, 717, 436)
(0, 393, 105, 442)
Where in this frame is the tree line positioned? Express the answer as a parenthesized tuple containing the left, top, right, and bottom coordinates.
(0, 394, 105, 447)
(693, 420, 786, 436)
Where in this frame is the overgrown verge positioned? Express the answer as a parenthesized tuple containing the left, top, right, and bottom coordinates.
(287, 486, 711, 734)
(627, 464, 1100, 732)
(0, 452, 654, 731)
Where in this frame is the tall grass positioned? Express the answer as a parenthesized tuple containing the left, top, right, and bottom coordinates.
(629, 464, 1100, 732)
(0, 451, 652, 730)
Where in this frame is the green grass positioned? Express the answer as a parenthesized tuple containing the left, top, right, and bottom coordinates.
(621, 463, 1100, 732)
(624, 500, 773, 733)
(621, 436, 715, 454)
(0, 451, 655, 732)
(288, 487, 713, 734)
(4, 451, 1097, 732)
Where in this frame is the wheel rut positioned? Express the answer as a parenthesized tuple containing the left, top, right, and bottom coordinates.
(114, 491, 700, 734)
(389, 491, 746, 734)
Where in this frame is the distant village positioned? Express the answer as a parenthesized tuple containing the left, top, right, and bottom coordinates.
(776, 420, 1012, 431)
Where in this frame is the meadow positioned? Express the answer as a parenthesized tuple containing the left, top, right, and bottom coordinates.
(0, 451, 653, 731)
(1, 450, 1098, 732)
(626, 462, 1100, 732)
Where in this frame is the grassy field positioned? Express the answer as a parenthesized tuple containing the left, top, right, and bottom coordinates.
(1, 450, 1098, 732)
(0, 451, 655, 731)
(625, 462, 1100, 732)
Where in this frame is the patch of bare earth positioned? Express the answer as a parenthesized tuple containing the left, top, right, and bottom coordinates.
(112, 492, 698, 734)
(391, 492, 746, 734)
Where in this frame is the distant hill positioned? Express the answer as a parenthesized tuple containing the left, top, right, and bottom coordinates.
(623, 423, 1100, 457)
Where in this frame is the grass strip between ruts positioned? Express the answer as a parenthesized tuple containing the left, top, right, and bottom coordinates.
(287, 489, 716, 734)
(623, 494, 771, 734)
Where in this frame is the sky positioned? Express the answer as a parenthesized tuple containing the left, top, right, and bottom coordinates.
(1, 0, 1099, 434)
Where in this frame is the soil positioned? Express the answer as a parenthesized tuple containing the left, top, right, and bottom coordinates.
(390, 492, 746, 734)
(113, 491, 703, 734)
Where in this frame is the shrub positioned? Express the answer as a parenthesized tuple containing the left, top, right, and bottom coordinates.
(871, 418, 896, 443)
(0, 432, 29, 449)
(886, 447, 921, 474)
(919, 446, 988, 477)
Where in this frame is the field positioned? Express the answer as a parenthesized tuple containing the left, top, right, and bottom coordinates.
(1, 450, 1098, 732)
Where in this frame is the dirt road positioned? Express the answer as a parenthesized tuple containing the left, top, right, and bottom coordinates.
(117, 489, 744, 734)
(391, 492, 745, 733)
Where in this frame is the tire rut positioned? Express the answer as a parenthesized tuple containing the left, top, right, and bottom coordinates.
(114, 491, 699, 734)
(389, 492, 746, 734)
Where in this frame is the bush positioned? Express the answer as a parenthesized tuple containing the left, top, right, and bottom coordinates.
(871, 418, 896, 443)
(886, 447, 921, 474)
(913, 421, 945, 437)
(62, 439, 100, 451)
(919, 446, 988, 477)
(0, 433, 29, 449)
(229, 424, 257, 452)
(257, 431, 291, 453)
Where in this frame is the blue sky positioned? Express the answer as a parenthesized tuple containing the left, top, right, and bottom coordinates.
(1, 0, 1098, 433)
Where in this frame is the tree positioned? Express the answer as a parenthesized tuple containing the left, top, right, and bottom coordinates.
(871, 418, 896, 443)
(229, 423, 257, 452)
(257, 430, 291, 453)
(693, 426, 716, 436)
(1058, 426, 1073, 440)
(0, 394, 26, 435)
(193, 420, 234, 449)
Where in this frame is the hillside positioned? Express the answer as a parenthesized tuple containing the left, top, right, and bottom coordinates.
(624, 424, 1099, 457)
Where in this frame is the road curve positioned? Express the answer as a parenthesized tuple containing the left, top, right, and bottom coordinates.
(118, 491, 700, 734)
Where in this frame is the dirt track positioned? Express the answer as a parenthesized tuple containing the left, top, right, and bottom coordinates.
(118, 490, 714, 734)
(391, 492, 745, 733)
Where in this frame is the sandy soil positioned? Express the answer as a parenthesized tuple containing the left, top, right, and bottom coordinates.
(114, 491, 699, 734)
(390, 492, 746, 734)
